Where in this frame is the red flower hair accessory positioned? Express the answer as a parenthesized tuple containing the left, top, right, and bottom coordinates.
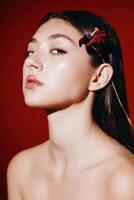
(79, 27, 108, 54)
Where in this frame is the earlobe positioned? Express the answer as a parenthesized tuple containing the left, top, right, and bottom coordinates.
(88, 63, 113, 91)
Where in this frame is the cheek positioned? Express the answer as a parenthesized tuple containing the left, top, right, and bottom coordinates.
(44, 57, 91, 103)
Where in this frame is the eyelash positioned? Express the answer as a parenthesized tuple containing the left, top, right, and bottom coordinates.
(24, 48, 66, 57)
(24, 50, 33, 57)
(51, 48, 67, 55)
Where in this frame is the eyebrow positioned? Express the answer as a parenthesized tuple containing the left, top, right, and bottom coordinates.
(28, 33, 76, 46)
(48, 33, 76, 45)
(28, 38, 37, 44)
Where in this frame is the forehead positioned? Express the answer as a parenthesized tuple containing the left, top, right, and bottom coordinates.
(32, 18, 83, 44)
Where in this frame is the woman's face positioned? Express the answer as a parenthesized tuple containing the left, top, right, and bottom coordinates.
(23, 18, 94, 110)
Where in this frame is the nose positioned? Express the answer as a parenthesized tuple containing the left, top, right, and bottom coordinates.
(25, 56, 42, 73)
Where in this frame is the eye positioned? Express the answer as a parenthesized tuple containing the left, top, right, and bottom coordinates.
(50, 48, 67, 56)
(24, 50, 34, 57)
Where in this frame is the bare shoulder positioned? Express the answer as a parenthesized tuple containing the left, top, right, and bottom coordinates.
(7, 140, 49, 175)
(7, 141, 49, 200)
(107, 151, 134, 200)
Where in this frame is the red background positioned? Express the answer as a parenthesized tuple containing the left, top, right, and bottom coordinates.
(1, 0, 134, 199)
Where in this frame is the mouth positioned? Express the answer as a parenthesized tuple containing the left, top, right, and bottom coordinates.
(25, 75, 44, 89)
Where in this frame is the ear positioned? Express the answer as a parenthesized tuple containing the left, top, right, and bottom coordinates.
(88, 63, 113, 91)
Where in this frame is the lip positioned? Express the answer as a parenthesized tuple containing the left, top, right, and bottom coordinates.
(25, 75, 44, 89)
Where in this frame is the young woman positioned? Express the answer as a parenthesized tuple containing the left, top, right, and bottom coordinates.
(7, 10, 134, 200)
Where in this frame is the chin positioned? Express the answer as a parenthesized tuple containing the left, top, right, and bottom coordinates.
(23, 94, 43, 108)
(24, 100, 42, 108)
(23, 94, 73, 110)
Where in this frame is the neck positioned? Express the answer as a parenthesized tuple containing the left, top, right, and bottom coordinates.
(45, 94, 107, 176)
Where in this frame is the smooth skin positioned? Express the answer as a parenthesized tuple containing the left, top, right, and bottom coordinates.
(7, 18, 134, 200)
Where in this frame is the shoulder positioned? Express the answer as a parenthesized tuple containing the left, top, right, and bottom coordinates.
(7, 148, 32, 199)
(7, 141, 49, 199)
(7, 147, 35, 190)
(7, 141, 49, 178)
(108, 156, 134, 200)
(7, 148, 33, 180)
